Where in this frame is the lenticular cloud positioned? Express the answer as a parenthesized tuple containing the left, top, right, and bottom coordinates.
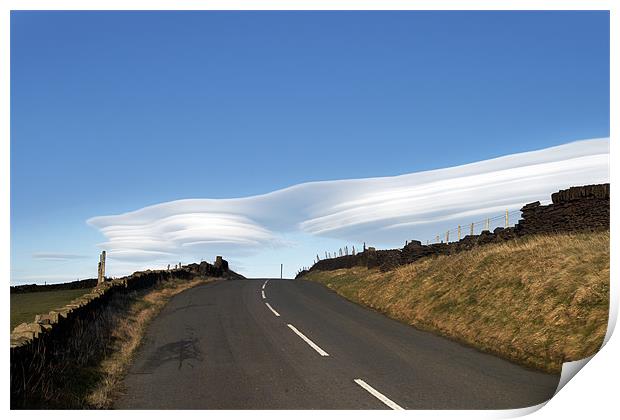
(87, 138, 609, 263)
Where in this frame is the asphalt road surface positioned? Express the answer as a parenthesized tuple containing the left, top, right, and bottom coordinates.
(116, 278, 560, 409)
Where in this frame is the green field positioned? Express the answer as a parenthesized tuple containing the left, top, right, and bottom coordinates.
(10, 288, 92, 330)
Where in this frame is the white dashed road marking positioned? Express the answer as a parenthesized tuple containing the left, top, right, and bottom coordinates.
(287, 324, 329, 356)
(265, 302, 280, 317)
(353, 379, 404, 410)
(259, 279, 397, 410)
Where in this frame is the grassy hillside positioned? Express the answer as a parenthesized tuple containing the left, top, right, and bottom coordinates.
(303, 231, 609, 373)
(11, 288, 93, 330)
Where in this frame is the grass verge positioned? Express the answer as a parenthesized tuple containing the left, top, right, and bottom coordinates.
(303, 231, 609, 374)
(85, 277, 212, 408)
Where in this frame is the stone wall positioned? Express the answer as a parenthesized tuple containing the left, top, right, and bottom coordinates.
(10, 258, 234, 407)
(297, 183, 609, 276)
(514, 184, 609, 236)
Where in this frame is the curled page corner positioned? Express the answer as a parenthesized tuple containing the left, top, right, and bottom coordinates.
(602, 287, 618, 347)
(549, 277, 616, 399)
(498, 356, 598, 419)
(492, 401, 548, 419)
(554, 355, 595, 396)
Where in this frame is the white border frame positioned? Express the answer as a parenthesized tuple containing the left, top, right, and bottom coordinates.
(1, 2, 616, 419)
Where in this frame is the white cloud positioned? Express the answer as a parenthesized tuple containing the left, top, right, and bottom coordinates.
(87, 138, 609, 273)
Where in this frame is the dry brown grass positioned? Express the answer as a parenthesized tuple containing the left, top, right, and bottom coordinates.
(85, 277, 212, 408)
(304, 231, 609, 373)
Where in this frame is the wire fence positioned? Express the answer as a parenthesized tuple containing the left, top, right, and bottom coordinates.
(420, 208, 522, 245)
(304, 209, 524, 271)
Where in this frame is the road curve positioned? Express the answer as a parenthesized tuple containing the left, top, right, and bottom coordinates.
(115, 279, 560, 409)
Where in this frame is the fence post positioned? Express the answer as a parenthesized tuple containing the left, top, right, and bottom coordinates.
(505, 209, 509, 228)
(446, 231, 449, 243)
(485, 218, 490, 231)
(457, 225, 461, 240)
(470, 222, 474, 236)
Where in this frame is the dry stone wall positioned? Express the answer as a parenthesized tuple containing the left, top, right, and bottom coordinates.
(298, 183, 609, 276)
(10, 258, 234, 407)
(515, 184, 609, 236)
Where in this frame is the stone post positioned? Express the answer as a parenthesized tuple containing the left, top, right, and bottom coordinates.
(97, 251, 106, 284)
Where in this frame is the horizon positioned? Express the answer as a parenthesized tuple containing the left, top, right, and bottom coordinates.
(10, 10, 610, 283)
(12, 137, 610, 284)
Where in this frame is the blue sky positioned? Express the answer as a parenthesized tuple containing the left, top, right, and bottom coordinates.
(11, 11, 609, 283)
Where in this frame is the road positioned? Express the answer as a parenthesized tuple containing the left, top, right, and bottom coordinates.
(115, 278, 560, 409)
